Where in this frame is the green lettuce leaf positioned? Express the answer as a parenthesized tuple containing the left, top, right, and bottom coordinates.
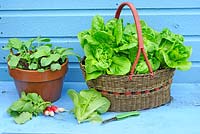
(135, 58, 160, 74)
(67, 89, 110, 123)
(78, 15, 192, 79)
(157, 29, 192, 70)
(91, 15, 104, 34)
(107, 56, 131, 75)
(86, 71, 103, 81)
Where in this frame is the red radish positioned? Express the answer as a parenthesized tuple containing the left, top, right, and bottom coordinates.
(46, 107, 52, 111)
(50, 105, 59, 113)
(49, 110, 55, 117)
(43, 105, 66, 117)
(43, 106, 54, 116)
(43, 110, 50, 116)
(57, 107, 65, 112)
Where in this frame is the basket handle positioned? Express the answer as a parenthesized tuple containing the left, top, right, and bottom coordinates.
(115, 2, 154, 80)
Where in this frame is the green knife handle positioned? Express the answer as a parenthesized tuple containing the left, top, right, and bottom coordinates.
(116, 111, 140, 120)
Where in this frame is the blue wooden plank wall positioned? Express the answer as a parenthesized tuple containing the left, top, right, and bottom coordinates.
(0, 0, 199, 83)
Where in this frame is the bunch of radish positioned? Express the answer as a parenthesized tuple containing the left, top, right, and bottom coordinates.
(43, 105, 65, 117)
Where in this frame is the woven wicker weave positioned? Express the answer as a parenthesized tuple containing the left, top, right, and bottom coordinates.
(80, 2, 175, 111)
(80, 61, 174, 111)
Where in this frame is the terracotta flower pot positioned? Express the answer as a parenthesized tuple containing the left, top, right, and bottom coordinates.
(8, 60, 68, 102)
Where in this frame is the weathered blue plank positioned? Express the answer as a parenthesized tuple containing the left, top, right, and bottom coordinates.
(0, 0, 199, 134)
(0, 82, 200, 134)
(0, 1, 199, 84)
(0, 0, 199, 10)
(0, 11, 200, 37)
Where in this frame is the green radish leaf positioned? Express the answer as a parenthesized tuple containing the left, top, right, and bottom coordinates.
(8, 100, 26, 112)
(37, 68, 45, 72)
(13, 112, 32, 124)
(21, 102, 34, 113)
(38, 38, 51, 42)
(2, 36, 78, 71)
(27, 93, 43, 103)
(50, 63, 61, 71)
(44, 44, 53, 48)
(32, 46, 51, 58)
(7, 92, 51, 124)
(29, 63, 38, 70)
(41, 57, 52, 67)
(8, 38, 22, 50)
(8, 55, 20, 69)
(51, 54, 61, 62)
(24, 38, 35, 49)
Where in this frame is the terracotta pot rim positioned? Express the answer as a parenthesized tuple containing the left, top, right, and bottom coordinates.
(8, 59, 68, 82)
(8, 59, 68, 73)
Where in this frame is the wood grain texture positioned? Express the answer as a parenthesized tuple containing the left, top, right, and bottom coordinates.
(0, 82, 200, 134)
(0, 0, 199, 82)
(0, 10, 200, 37)
(0, 0, 199, 10)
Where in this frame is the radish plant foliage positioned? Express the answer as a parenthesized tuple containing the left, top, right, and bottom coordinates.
(3, 37, 80, 72)
(7, 92, 51, 124)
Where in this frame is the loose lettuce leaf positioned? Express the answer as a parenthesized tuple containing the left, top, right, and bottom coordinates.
(67, 89, 110, 123)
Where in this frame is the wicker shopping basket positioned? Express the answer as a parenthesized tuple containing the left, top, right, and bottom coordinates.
(80, 2, 175, 112)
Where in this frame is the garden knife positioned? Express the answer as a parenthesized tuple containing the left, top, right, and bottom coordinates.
(102, 111, 140, 124)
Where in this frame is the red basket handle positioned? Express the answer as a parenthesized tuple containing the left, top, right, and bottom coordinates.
(115, 2, 154, 80)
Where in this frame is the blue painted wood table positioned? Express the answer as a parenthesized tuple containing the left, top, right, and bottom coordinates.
(0, 0, 200, 133)
(0, 82, 200, 134)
